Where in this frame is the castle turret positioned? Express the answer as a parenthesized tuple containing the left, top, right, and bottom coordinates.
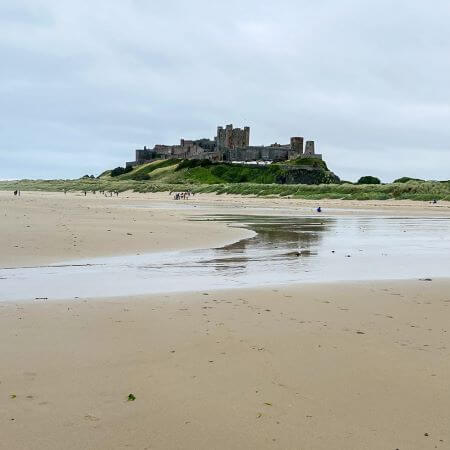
(290, 137, 304, 155)
(304, 141, 315, 155)
(244, 126, 250, 147)
(215, 126, 225, 150)
(225, 124, 233, 148)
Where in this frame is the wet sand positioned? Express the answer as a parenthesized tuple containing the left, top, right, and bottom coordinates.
(1, 191, 450, 449)
(1, 190, 449, 268)
(2, 214, 450, 301)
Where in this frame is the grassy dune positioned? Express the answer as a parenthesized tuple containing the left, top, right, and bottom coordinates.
(2, 178, 450, 201)
(2, 159, 448, 201)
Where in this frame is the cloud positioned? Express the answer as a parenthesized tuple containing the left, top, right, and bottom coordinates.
(1, 0, 450, 181)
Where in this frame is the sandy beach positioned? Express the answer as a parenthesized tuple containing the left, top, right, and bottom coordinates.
(1, 191, 450, 449)
(1, 190, 449, 268)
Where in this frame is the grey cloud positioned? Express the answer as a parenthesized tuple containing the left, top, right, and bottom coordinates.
(1, 0, 450, 180)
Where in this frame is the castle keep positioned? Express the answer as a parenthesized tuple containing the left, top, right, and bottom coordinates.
(127, 125, 321, 167)
(216, 125, 250, 150)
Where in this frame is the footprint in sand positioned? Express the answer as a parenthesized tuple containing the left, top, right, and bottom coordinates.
(23, 372, 37, 379)
(84, 414, 100, 422)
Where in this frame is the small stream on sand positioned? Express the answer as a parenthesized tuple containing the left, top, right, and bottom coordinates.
(1, 214, 449, 301)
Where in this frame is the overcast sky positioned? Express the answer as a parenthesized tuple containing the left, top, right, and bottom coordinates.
(1, 0, 450, 181)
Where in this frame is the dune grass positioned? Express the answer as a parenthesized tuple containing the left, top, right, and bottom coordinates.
(1, 178, 450, 201)
(113, 159, 181, 181)
(3, 159, 448, 201)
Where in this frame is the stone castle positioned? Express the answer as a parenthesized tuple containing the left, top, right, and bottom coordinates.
(127, 125, 321, 167)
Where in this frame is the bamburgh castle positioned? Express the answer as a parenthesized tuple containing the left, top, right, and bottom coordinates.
(126, 124, 322, 167)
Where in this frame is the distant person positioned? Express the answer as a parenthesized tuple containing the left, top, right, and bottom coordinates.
(84, 191, 87, 196)
(432, 199, 437, 204)
(13, 190, 17, 196)
(317, 206, 322, 213)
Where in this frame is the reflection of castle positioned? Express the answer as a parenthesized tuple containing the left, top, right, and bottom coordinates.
(127, 124, 322, 167)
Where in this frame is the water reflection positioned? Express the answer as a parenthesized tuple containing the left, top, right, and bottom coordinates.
(1, 214, 450, 301)
(197, 215, 333, 274)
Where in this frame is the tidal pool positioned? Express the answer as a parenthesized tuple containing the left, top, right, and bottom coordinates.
(1, 214, 449, 301)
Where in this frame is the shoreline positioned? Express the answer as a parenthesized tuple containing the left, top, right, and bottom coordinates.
(1, 190, 449, 269)
(2, 270, 449, 303)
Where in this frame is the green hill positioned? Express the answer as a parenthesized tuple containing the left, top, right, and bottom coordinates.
(109, 158, 340, 185)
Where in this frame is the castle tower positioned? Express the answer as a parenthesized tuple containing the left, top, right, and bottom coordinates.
(304, 141, 315, 155)
(216, 124, 250, 149)
(290, 137, 304, 155)
(244, 127, 250, 147)
(225, 124, 233, 148)
(216, 126, 225, 149)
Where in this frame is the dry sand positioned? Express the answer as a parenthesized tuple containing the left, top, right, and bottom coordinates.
(1, 191, 450, 449)
(0, 191, 253, 268)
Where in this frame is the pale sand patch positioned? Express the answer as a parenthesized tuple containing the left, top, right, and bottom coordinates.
(1, 280, 449, 449)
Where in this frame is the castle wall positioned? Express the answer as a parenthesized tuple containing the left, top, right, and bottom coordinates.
(225, 146, 289, 162)
(131, 125, 319, 166)
(136, 148, 156, 164)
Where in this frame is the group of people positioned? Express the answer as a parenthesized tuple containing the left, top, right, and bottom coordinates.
(75, 190, 119, 197)
(172, 191, 193, 200)
(99, 190, 119, 197)
(13, 190, 21, 196)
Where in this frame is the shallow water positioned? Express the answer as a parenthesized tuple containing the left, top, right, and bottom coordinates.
(1, 214, 449, 301)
